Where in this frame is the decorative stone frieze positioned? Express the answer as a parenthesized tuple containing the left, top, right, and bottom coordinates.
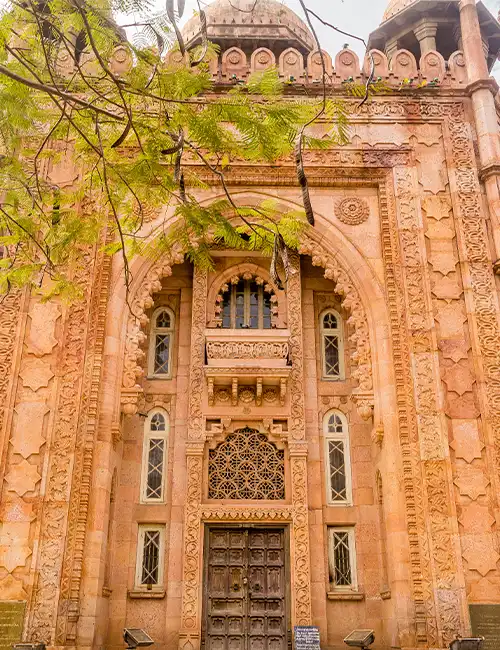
(206, 340, 289, 361)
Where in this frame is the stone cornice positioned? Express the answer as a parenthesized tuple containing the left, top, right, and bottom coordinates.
(467, 77, 500, 97)
(479, 162, 500, 182)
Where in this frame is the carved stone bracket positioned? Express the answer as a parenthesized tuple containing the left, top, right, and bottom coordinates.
(351, 391, 375, 421)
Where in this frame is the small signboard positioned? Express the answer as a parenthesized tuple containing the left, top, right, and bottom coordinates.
(294, 626, 320, 650)
(0, 601, 25, 650)
(470, 604, 500, 650)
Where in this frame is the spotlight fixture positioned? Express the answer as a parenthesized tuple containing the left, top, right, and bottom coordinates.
(123, 629, 154, 649)
(343, 630, 375, 649)
(449, 638, 484, 650)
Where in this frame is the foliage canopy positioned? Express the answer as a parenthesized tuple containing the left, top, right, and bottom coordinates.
(0, 0, 351, 299)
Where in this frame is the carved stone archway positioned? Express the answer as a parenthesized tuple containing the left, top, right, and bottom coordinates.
(120, 233, 375, 419)
(116, 223, 377, 650)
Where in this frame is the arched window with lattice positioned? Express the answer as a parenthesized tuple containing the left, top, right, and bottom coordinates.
(216, 274, 277, 329)
(320, 308, 345, 380)
(208, 428, 285, 500)
(141, 410, 169, 503)
(148, 307, 175, 378)
(324, 410, 352, 505)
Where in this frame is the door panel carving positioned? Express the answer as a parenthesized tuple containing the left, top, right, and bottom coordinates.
(203, 528, 288, 650)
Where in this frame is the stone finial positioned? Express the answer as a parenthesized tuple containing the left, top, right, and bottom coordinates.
(420, 50, 446, 82)
(390, 49, 418, 79)
(222, 47, 248, 81)
(279, 48, 304, 82)
(363, 49, 389, 78)
(335, 48, 360, 81)
(448, 50, 467, 84)
(307, 50, 333, 82)
(250, 48, 276, 73)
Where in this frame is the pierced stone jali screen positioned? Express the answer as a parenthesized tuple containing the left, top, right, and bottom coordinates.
(208, 428, 285, 500)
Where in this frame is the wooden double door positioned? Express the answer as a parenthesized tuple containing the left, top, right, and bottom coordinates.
(202, 527, 289, 650)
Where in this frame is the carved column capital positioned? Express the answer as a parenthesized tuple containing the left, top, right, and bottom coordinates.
(185, 441, 205, 456)
(288, 441, 308, 457)
(413, 20, 438, 55)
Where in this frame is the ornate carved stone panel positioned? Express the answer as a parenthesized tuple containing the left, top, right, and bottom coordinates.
(208, 428, 285, 500)
(26, 249, 99, 645)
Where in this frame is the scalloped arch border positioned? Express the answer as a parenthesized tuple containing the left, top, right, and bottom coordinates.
(121, 229, 374, 417)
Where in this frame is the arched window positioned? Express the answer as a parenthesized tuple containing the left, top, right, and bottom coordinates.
(148, 307, 175, 377)
(320, 309, 344, 380)
(324, 411, 352, 505)
(219, 276, 274, 329)
(141, 410, 168, 503)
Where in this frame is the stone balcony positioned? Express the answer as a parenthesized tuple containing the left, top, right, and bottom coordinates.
(204, 330, 291, 407)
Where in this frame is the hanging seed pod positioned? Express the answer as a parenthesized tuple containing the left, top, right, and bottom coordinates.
(359, 51, 375, 108)
(277, 234, 290, 283)
(179, 171, 186, 203)
(190, 8, 208, 67)
(111, 120, 131, 148)
(161, 129, 184, 155)
(166, 0, 186, 55)
(270, 235, 284, 290)
(295, 134, 315, 226)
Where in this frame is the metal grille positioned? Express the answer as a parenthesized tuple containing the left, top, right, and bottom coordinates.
(331, 531, 352, 587)
(152, 309, 173, 375)
(208, 428, 285, 500)
(321, 310, 342, 378)
(323, 312, 338, 329)
(328, 440, 346, 501)
(154, 334, 171, 374)
(151, 413, 166, 431)
(323, 335, 340, 377)
(141, 530, 161, 585)
(327, 412, 344, 435)
(146, 438, 165, 499)
(221, 277, 273, 329)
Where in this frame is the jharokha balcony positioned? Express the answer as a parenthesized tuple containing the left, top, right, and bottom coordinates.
(204, 330, 291, 409)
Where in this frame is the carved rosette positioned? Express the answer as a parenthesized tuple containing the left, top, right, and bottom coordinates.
(334, 197, 370, 225)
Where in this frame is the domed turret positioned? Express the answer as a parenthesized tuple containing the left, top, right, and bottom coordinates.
(369, 0, 500, 72)
(181, 0, 314, 58)
(382, 0, 419, 23)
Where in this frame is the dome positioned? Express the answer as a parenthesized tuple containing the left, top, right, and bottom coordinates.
(181, 0, 315, 55)
(382, 0, 420, 22)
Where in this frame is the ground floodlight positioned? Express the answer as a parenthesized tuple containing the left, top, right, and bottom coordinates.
(449, 638, 484, 650)
(123, 628, 154, 649)
(343, 630, 375, 648)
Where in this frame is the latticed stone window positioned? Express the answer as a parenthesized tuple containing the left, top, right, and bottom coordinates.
(328, 528, 357, 590)
(217, 274, 277, 329)
(208, 428, 285, 500)
(149, 307, 175, 377)
(324, 411, 352, 505)
(135, 525, 165, 590)
(141, 411, 168, 503)
(320, 309, 344, 380)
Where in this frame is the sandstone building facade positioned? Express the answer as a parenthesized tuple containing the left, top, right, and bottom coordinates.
(1, 0, 500, 649)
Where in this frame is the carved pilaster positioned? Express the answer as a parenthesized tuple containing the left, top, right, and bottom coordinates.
(286, 256, 312, 625)
(179, 267, 209, 650)
(178, 447, 204, 650)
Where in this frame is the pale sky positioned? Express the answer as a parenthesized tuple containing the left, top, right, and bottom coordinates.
(178, 0, 500, 74)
